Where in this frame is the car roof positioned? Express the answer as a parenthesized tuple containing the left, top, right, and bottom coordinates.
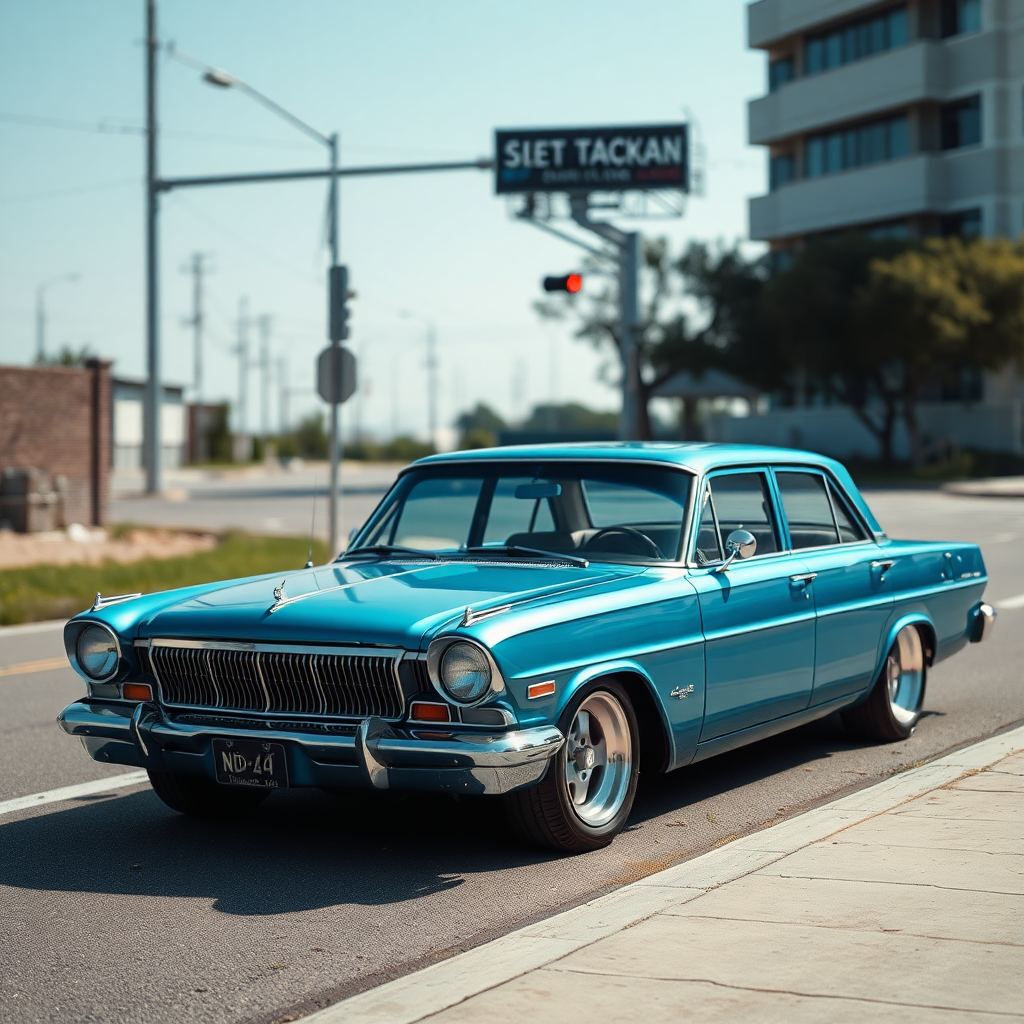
(413, 441, 847, 477)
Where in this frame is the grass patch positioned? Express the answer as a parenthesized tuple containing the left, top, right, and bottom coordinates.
(0, 531, 329, 626)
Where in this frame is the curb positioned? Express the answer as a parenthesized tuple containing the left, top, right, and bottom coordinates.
(306, 723, 1024, 1024)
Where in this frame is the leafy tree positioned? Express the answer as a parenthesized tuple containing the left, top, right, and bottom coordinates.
(756, 234, 1024, 467)
(520, 402, 618, 433)
(34, 344, 95, 367)
(455, 403, 506, 448)
(535, 240, 767, 439)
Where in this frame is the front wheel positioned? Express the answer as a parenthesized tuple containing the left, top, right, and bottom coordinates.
(842, 625, 926, 742)
(147, 770, 271, 817)
(505, 681, 639, 852)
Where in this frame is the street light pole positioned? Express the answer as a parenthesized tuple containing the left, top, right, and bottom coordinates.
(326, 132, 343, 558)
(144, 0, 161, 494)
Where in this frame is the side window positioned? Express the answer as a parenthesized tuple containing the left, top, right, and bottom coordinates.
(828, 481, 867, 542)
(482, 477, 555, 545)
(776, 472, 839, 549)
(694, 487, 722, 564)
(707, 472, 778, 555)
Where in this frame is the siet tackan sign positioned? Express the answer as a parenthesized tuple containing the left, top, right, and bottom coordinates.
(494, 123, 689, 195)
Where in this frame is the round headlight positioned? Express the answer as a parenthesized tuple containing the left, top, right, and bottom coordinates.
(438, 642, 492, 704)
(77, 625, 119, 680)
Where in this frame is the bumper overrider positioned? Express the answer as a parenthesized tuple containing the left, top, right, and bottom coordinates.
(56, 700, 564, 796)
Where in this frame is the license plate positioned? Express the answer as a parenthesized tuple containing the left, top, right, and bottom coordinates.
(212, 739, 288, 789)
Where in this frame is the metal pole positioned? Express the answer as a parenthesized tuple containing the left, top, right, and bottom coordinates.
(277, 356, 289, 434)
(427, 322, 438, 450)
(619, 232, 641, 441)
(237, 297, 249, 456)
(327, 133, 341, 557)
(258, 314, 271, 440)
(144, 0, 161, 493)
(189, 253, 205, 409)
(35, 287, 44, 362)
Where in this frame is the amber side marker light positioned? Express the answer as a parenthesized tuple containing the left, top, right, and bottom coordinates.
(409, 701, 452, 723)
(527, 680, 556, 700)
(122, 683, 153, 701)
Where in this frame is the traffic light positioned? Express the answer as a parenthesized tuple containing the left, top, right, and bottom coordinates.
(542, 273, 583, 294)
(329, 264, 350, 342)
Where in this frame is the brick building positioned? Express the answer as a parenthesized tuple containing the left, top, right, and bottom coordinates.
(0, 360, 112, 526)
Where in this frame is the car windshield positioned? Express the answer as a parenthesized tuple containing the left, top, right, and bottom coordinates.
(348, 461, 693, 564)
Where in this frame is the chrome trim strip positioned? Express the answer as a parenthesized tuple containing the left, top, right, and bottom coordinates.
(137, 638, 403, 658)
(92, 592, 142, 612)
(462, 604, 513, 627)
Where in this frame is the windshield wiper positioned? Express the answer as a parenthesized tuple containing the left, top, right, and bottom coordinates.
(341, 544, 440, 560)
(463, 544, 589, 568)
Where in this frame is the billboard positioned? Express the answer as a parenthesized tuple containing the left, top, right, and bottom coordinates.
(494, 123, 689, 195)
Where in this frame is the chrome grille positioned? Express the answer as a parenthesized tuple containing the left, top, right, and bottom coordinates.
(143, 642, 405, 720)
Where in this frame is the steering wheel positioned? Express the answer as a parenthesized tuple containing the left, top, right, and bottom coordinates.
(582, 526, 662, 559)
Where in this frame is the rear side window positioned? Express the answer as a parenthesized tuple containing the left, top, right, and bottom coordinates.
(776, 472, 839, 549)
(701, 472, 779, 558)
(828, 481, 867, 542)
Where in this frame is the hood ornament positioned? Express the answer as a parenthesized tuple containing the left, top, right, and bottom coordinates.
(271, 580, 287, 610)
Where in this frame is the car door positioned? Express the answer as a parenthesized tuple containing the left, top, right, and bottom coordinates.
(688, 469, 816, 741)
(772, 468, 894, 707)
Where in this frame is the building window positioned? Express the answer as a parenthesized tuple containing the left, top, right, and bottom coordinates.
(769, 57, 795, 92)
(866, 219, 911, 240)
(940, 208, 983, 237)
(770, 153, 796, 190)
(805, 5, 907, 76)
(941, 95, 982, 149)
(941, 0, 982, 37)
(806, 114, 909, 177)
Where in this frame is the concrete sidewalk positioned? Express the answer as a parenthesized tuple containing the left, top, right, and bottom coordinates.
(310, 725, 1024, 1024)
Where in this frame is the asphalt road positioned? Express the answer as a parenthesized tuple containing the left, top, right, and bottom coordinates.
(1, 489, 1022, 1024)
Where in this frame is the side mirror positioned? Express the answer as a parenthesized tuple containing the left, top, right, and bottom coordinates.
(716, 529, 757, 572)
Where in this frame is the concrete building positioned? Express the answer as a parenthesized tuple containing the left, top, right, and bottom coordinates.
(748, 0, 1023, 254)
(723, 0, 1024, 460)
(111, 378, 186, 473)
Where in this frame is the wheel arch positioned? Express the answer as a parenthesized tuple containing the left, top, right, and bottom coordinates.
(559, 661, 673, 775)
(879, 613, 936, 675)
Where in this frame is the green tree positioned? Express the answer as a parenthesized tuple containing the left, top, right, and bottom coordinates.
(34, 344, 95, 367)
(455, 403, 506, 448)
(535, 240, 767, 439)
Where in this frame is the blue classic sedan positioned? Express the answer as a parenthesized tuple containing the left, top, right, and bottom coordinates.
(59, 444, 995, 851)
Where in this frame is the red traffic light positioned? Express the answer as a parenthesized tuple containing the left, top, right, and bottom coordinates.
(542, 273, 583, 294)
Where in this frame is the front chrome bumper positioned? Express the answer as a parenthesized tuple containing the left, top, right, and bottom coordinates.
(969, 601, 996, 643)
(57, 700, 563, 796)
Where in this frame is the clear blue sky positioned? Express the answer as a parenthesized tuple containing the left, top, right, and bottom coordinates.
(0, 0, 766, 441)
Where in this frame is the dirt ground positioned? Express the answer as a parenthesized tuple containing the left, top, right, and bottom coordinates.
(0, 526, 218, 570)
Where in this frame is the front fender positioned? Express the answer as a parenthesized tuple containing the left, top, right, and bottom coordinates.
(556, 659, 678, 771)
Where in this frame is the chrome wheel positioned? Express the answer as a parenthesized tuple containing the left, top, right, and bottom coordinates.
(564, 691, 632, 828)
(886, 626, 925, 726)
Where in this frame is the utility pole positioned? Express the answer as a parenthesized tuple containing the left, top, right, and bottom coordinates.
(277, 356, 289, 434)
(236, 297, 249, 458)
(143, 0, 161, 492)
(182, 253, 209, 407)
(258, 314, 272, 440)
(426, 322, 438, 450)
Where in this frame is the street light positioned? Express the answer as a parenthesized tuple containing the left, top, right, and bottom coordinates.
(400, 311, 439, 451)
(196, 56, 345, 557)
(35, 273, 79, 362)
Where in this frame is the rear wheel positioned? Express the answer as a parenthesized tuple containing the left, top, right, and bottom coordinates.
(505, 680, 638, 852)
(147, 770, 271, 817)
(842, 625, 926, 742)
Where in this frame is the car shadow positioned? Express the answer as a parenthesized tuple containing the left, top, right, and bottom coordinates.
(0, 713, 935, 917)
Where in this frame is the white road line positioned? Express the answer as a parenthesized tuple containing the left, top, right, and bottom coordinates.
(0, 619, 67, 638)
(995, 594, 1024, 610)
(0, 771, 149, 821)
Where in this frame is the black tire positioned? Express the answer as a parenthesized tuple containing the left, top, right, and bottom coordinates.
(147, 769, 271, 817)
(505, 679, 639, 852)
(842, 625, 926, 742)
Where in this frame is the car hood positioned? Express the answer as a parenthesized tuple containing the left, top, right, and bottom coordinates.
(136, 558, 646, 649)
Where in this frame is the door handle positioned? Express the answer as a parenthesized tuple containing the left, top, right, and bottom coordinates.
(871, 559, 895, 582)
(789, 573, 817, 584)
